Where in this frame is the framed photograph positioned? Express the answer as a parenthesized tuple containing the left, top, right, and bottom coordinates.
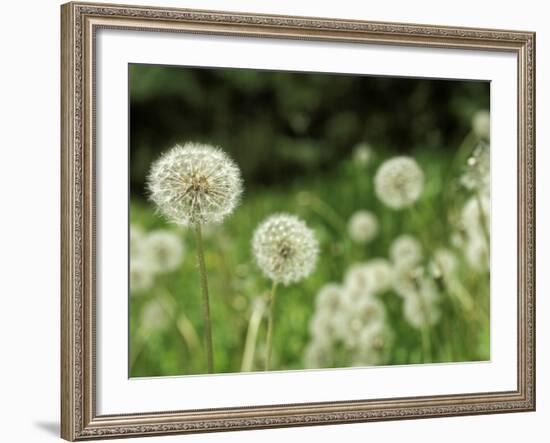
(61, 2, 536, 440)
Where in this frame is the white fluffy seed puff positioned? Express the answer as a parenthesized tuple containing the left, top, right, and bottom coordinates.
(374, 156, 424, 209)
(472, 110, 490, 140)
(144, 230, 184, 273)
(347, 210, 379, 244)
(390, 234, 423, 269)
(129, 260, 154, 293)
(147, 142, 243, 226)
(252, 214, 319, 286)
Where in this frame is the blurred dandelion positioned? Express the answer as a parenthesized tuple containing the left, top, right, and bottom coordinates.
(364, 258, 394, 294)
(130, 259, 154, 293)
(315, 283, 345, 312)
(374, 156, 424, 209)
(464, 234, 490, 270)
(140, 299, 170, 334)
(429, 248, 457, 280)
(130, 224, 146, 261)
(130, 226, 185, 292)
(143, 230, 184, 273)
(147, 142, 243, 373)
(352, 324, 392, 366)
(252, 213, 319, 370)
(335, 297, 386, 348)
(304, 338, 333, 369)
(390, 234, 423, 269)
(403, 292, 441, 329)
(472, 109, 490, 140)
(393, 265, 439, 306)
(429, 248, 475, 314)
(347, 210, 379, 244)
(308, 310, 336, 342)
(129, 224, 153, 293)
(130, 298, 171, 370)
(462, 193, 490, 235)
(460, 141, 490, 192)
(461, 193, 490, 269)
(344, 258, 393, 296)
(352, 142, 373, 167)
(393, 264, 440, 359)
(305, 260, 392, 369)
(344, 263, 373, 295)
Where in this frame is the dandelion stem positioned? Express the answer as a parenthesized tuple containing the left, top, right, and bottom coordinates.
(241, 299, 266, 372)
(194, 223, 214, 373)
(129, 332, 147, 372)
(265, 281, 279, 371)
(420, 325, 432, 362)
(416, 293, 433, 362)
(475, 192, 491, 249)
(443, 130, 477, 208)
(157, 287, 201, 368)
(449, 131, 477, 180)
(176, 313, 202, 355)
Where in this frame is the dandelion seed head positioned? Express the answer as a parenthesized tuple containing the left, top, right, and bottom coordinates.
(393, 265, 438, 303)
(347, 210, 379, 244)
(472, 109, 490, 140)
(335, 297, 386, 348)
(393, 265, 440, 327)
(130, 224, 145, 262)
(130, 224, 144, 243)
(252, 213, 319, 286)
(352, 142, 373, 166)
(429, 248, 457, 279)
(147, 142, 243, 226)
(450, 230, 465, 248)
(144, 230, 184, 273)
(315, 283, 344, 313)
(364, 258, 394, 293)
(344, 259, 394, 297)
(343, 264, 373, 295)
(342, 288, 372, 308)
(352, 324, 392, 366)
(360, 323, 392, 352)
(374, 156, 424, 209)
(304, 339, 333, 369)
(460, 142, 490, 192)
(140, 300, 169, 332)
(129, 260, 154, 293)
(464, 233, 490, 270)
(392, 265, 420, 299)
(308, 311, 336, 341)
(461, 193, 490, 237)
(390, 234, 423, 269)
(403, 295, 441, 329)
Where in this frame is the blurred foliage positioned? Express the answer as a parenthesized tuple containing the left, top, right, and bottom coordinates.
(129, 64, 490, 377)
(130, 64, 489, 197)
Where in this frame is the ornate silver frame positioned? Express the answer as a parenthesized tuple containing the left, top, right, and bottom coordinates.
(61, 2, 536, 440)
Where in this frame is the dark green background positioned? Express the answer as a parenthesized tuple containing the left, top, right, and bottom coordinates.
(130, 64, 489, 198)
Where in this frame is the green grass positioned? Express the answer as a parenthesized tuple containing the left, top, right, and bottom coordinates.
(129, 147, 489, 377)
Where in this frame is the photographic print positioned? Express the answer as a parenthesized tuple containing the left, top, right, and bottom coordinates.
(128, 63, 491, 377)
(61, 5, 536, 439)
